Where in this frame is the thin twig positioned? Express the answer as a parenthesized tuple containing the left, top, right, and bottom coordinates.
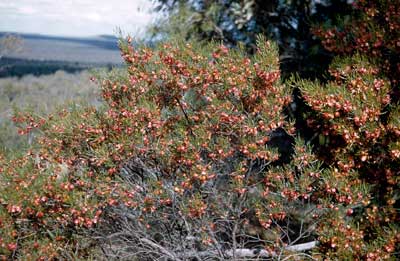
(175, 97, 195, 136)
(140, 238, 182, 261)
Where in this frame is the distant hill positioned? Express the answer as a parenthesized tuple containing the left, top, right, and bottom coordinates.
(0, 57, 100, 78)
(0, 32, 123, 64)
(0, 32, 124, 77)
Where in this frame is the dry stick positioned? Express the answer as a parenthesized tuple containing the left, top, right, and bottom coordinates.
(140, 238, 182, 261)
(178, 240, 318, 259)
(175, 97, 195, 136)
(286, 241, 318, 252)
(231, 187, 247, 260)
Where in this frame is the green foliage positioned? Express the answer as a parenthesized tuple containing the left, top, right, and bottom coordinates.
(313, 0, 400, 90)
(0, 37, 301, 259)
(293, 53, 400, 259)
(1, 17, 400, 259)
(151, 0, 354, 78)
(150, 1, 225, 43)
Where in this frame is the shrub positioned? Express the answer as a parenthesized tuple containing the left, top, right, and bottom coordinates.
(0, 35, 399, 260)
(313, 0, 400, 89)
(293, 54, 399, 259)
(307, 1, 400, 258)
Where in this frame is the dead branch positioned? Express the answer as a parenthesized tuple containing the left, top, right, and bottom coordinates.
(140, 238, 183, 261)
(178, 240, 318, 259)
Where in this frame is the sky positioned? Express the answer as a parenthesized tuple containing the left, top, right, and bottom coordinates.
(0, 0, 156, 37)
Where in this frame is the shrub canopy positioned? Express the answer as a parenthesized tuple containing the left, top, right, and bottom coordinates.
(1, 34, 399, 260)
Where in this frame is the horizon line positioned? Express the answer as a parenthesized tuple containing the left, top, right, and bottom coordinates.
(0, 30, 121, 39)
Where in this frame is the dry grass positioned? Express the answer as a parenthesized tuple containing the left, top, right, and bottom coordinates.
(0, 70, 102, 151)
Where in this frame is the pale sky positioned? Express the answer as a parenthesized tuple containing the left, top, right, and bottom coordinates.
(0, 0, 156, 37)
